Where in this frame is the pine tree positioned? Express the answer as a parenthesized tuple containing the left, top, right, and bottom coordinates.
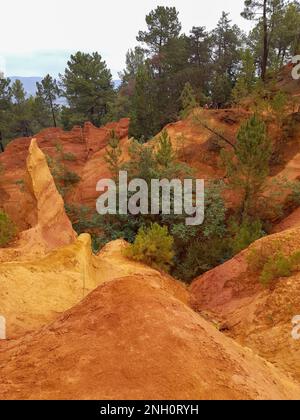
(180, 82, 198, 118)
(0, 77, 12, 150)
(241, 0, 287, 81)
(137, 6, 182, 55)
(211, 12, 243, 106)
(137, 6, 182, 77)
(211, 74, 233, 107)
(212, 12, 242, 79)
(60, 52, 114, 128)
(189, 26, 211, 68)
(36, 74, 60, 127)
(155, 129, 192, 180)
(104, 130, 122, 179)
(222, 114, 272, 218)
(10, 80, 32, 137)
(156, 129, 175, 169)
(128, 64, 159, 140)
(232, 49, 256, 103)
(121, 47, 146, 85)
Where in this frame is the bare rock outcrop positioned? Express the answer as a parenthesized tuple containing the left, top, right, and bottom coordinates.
(0, 231, 188, 339)
(0, 275, 299, 400)
(190, 226, 300, 383)
(0, 139, 77, 262)
(0, 119, 129, 228)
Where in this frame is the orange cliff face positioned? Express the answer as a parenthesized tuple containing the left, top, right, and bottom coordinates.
(190, 219, 300, 384)
(1, 118, 300, 399)
(2, 109, 300, 227)
(0, 138, 77, 263)
(0, 118, 129, 229)
(0, 139, 189, 340)
(0, 110, 250, 226)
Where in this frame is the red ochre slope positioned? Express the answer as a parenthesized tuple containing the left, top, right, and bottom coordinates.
(0, 275, 300, 400)
(0, 119, 129, 229)
(190, 223, 300, 384)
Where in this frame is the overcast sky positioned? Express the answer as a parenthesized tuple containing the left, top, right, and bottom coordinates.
(1, 0, 253, 78)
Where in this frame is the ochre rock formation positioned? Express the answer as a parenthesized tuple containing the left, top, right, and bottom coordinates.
(1, 113, 300, 399)
(69, 136, 131, 207)
(0, 139, 77, 263)
(0, 234, 97, 338)
(190, 226, 300, 383)
(1, 111, 300, 224)
(0, 275, 299, 400)
(83, 118, 129, 154)
(0, 119, 129, 229)
(0, 232, 188, 339)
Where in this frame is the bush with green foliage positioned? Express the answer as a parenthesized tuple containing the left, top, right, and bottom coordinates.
(271, 91, 288, 121)
(170, 180, 228, 281)
(62, 152, 77, 162)
(259, 253, 293, 286)
(221, 114, 272, 218)
(89, 130, 230, 282)
(104, 130, 123, 179)
(230, 217, 264, 255)
(232, 49, 256, 104)
(126, 223, 174, 272)
(174, 236, 230, 282)
(247, 243, 300, 286)
(180, 82, 198, 119)
(0, 210, 17, 247)
(46, 142, 81, 196)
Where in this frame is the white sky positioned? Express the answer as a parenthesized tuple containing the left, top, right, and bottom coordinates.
(0, 0, 253, 78)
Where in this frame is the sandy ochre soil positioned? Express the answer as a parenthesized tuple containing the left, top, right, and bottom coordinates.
(1, 107, 300, 399)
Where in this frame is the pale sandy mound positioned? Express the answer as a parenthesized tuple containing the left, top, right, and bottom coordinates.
(0, 234, 100, 338)
(0, 275, 299, 400)
(0, 235, 187, 339)
(190, 226, 300, 383)
(0, 139, 77, 263)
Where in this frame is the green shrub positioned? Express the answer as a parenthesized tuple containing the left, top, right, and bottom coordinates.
(62, 152, 77, 162)
(248, 243, 300, 286)
(173, 236, 230, 283)
(247, 241, 279, 273)
(58, 170, 81, 185)
(179, 82, 198, 119)
(15, 179, 25, 192)
(0, 211, 17, 247)
(230, 218, 264, 255)
(126, 223, 174, 272)
(260, 253, 293, 286)
(105, 130, 122, 179)
(290, 251, 300, 266)
(46, 154, 81, 196)
(65, 204, 93, 234)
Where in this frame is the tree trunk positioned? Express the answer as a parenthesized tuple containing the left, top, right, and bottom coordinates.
(0, 131, 4, 153)
(262, 0, 268, 82)
(49, 97, 57, 127)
